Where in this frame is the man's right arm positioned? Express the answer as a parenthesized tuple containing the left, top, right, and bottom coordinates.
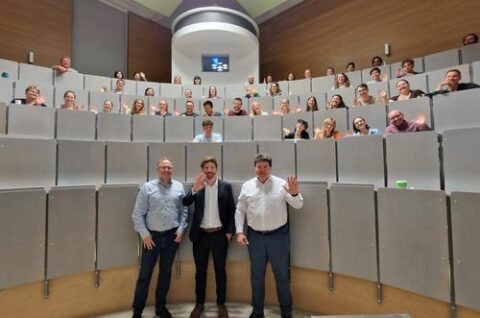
(132, 184, 151, 239)
(235, 184, 249, 245)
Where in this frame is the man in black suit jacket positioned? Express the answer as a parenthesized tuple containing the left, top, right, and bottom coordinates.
(182, 156, 235, 318)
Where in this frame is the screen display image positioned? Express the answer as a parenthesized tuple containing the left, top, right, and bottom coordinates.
(202, 55, 229, 72)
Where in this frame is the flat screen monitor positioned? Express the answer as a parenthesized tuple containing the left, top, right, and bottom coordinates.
(202, 54, 229, 72)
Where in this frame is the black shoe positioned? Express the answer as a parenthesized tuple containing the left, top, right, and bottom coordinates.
(132, 312, 142, 318)
(155, 306, 172, 318)
(189, 303, 205, 318)
(248, 312, 265, 318)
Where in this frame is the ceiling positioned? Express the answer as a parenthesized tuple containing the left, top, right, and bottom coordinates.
(98, 0, 304, 28)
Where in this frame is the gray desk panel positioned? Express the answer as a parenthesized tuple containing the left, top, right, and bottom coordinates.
(223, 116, 252, 141)
(222, 142, 258, 182)
(252, 83, 267, 97)
(367, 81, 389, 98)
(14, 80, 54, 108)
(450, 192, 480, 311)
(84, 74, 112, 92)
(165, 116, 194, 142)
(473, 61, 480, 85)
(121, 79, 137, 95)
(19, 63, 53, 83)
(385, 131, 440, 190)
(387, 97, 432, 128)
(337, 135, 385, 188)
(160, 83, 182, 98)
(290, 182, 329, 270)
(314, 108, 348, 132)
(329, 184, 377, 281)
(0, 188, 46, 288)
(296, 139, 336, 183)
(253, 115, 282, 141)
(54, 72, 84, 90)
(56, 109, 96, 140)
(344, 70, 362, 87)
(57, 140, 105, 186)
(224, 84, 245, 98)
(424, 49, 460, 72)
(288, 79, 311, 95)
(132, 115, 164, 142)
(433, 88, 480, 132)
(186, 143, 222, 182)
(0, 79, 13, 104)
(97, 112, 131, 141)
(427, 64, 470, 93)
(148, 143, 186, 182)
(7, 104, 55, 138)
(0, 58, 19, 80)
(460, 42, 480, 64)
(442, 127, 480, 193)
(377, 188, 449, 302)
(97, 185, 140, 269)
(258, 141, 295, 181)
(47, 186, 96, 279)
(0, 103, 6, 134)
(0, 137, 56, 189)
(106, 142, 148, 185)
(89, 91, 121, 113)
(312, 75, 335, 94)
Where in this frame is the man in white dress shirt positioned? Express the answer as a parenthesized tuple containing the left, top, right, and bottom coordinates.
(235, 153, 303, 318)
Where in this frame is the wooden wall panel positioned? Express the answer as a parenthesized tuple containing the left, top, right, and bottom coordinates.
(128, 13, 172, 83)
(0, 0, 72, 67)
(259, 0, 480, 80)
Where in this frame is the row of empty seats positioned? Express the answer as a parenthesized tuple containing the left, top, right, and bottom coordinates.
(1, 88, 480, 141)
(1, 183, 479, 311)
(1, 126, 479, 192)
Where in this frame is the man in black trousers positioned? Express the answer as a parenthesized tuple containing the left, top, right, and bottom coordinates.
(183, 156, 235, 318)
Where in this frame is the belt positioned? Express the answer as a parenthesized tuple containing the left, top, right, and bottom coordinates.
(200, 227, 223, 233)
(151, 227, 178, 235)
(249, 223, 288, 235)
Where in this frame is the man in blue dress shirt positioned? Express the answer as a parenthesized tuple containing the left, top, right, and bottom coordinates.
(131, 157, 188, 318)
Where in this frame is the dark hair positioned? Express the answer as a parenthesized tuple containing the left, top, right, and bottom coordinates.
(234, 97, 243, 105)
(297, 119, 308, 129)
(356, 83, 369, 91)
(445, 68, 462, 77)
(254, 153, 272, 167)
(113, 71, 124, 79)
(63, 90, 76, 99)
(144, 87, 154, 96)
(329, 94, 347, 109)
(371, 56, 383, 66)
(402, 58, 414, 66)
(202, 119, 214, 127)
(193, 75, 202, 85)
(346, 62, 355, 69)
(395, 79, 410, 87)
(305, 96, 318, 111)
(203, 100, 213, 108)
(131, 98, 145, 114)
(370, 67, 381, 75)
(352, 116, 370, 133)
(200, 156, 218, 168)
(463, 33, 478, 45)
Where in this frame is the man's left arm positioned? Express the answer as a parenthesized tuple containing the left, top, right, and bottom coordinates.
(176, 184, 189, 240)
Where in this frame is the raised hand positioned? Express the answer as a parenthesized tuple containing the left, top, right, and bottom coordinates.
(283, 176, 299, 195)
(192, 173, 206, 192)
(414, 112, 426, 126)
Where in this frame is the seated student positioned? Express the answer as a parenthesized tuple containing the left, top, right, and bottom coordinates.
(180, 100, 199, 117)
(207, 85, 221, 99)
(266, 74, 273, 83)
(327, 94, 348, 109)
(144, 87, 155, 97)
(273, 98, 291, 115)
(250, 101, 268, 116)
(346, 62, 355, 72)
(435, 69, 480, 92)
(184, 88, 193, 98)
(326, 67, 335, 76)
(246, 75, 255, 86)
(332, 73, 350, 89)
(202, 100, 222, 116)
(154, 100, 171, 116)
(123, 98, 146, 115)
(173, 74, 182, 84)
(389, 79, 424, 101)
(113, 71, 124, 79)
(384, 110, 429, 135)
(193, 119, 222, 142)
(52, 56, 77, 75)
(11, 85, 47, 107)
(353, 84, 387, 106)
(60, 90, 82, 110)
(396, 58, 420, 78)
(287, 72, 296, 81)
(366, 67, 386, 84)
(193, 75, 202, 85)
(133, 72, 147, 81)
(228, 98, 248, 116)
(284, 119, 310, 140)
(245, 86, 260, 98)
(305, 96, 319, 112)
(102, 100, 114, 113)
(371, 56, 383, 67)
(351, 116, 380, 136)
(304, 69, 312, 79)
(268, 82, 282, 96)
(314, 117, 342, 140)
(114, 79, 125, 94)
(463, 33, 478, 46)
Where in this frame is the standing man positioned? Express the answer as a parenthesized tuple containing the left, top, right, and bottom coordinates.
(131, 158, 188, 318)
(235, 154, 303, 318)
(183, 157, 235, 318)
